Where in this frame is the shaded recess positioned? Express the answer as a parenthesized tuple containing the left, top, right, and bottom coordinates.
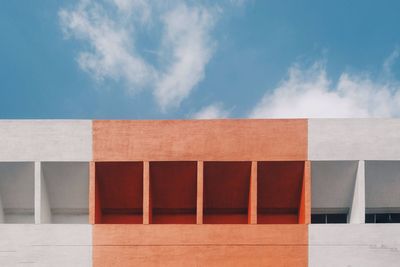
(366, 161, 400, 223)
(41, 162, 89, 223)
(0, 162, 34, 223)
(150, 161, 197, 224)
(96, 162, 143, 224)
(258, 161, 304, 224)
(203, 161, 251, 224)
(311, 161, 358, 224)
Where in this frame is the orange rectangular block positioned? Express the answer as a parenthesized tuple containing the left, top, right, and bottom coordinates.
(93, 225, 308, 267)
(93, 119, 308, 161)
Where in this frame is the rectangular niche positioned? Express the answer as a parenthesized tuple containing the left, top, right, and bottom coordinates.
(203, 161, 251, 224)
(0, 162, 34, 223)
(96, 162, 143, 224)
(150, 161, 197, 224)
(311, 161, 358, 224)
(257, 161, 304, 224)
(41, 162, 89, 224)
(366, 161, 400, 223)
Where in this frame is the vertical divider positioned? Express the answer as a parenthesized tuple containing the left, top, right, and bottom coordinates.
(196, 161, 204, 224)
(349, 160, 365, 224)
(34, 161, 41, 224)
(143, 161, 151, 224)
(248, 161, 257, 224)
(35, 161, 51, 224)
(89, 161, 97, 224)
(299, 161, 311, 224)
(0, 185, 4, 223)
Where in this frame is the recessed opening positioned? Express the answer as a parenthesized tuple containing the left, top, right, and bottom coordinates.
(96, 162, 143, 224)
(0, 162, 34, 223)
(311, 161, 358, 224)
(41, 162, 89, 224)
(150, 161, 197, 224)
(257, 161, 304, 224)
(203, 161, 251, 224)
(366, 161, 400, 223)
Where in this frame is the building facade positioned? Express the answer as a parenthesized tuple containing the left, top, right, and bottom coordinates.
(0, 119, 399, 266)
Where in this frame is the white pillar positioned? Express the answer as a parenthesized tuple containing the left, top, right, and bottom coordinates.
(348, 160, 365, 224)
(35, 162, 51, 224)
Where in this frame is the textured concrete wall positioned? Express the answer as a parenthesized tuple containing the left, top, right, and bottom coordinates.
(0, 225, 92, 266)
(0, 120, 92, 161)
(309, 225, 400, 267)
(309, 119, 400, 160)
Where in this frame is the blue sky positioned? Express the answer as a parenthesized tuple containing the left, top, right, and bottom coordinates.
(1, 0, 400, 119)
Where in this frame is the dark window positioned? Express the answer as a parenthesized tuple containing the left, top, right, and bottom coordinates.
(311, 213, 347, 224)
(327, 214, 347, 223)
(365, 214, 375, 223)
(376, 213, 390, 223)
(391, 213, 400, 223)
(311, 214, 326, 224)
(366, 213, 400, 224)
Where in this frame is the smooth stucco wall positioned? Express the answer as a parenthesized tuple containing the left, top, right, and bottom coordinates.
(0, 225, 92, 267)
(309, 224, 400, 267)
(309, 119, 400, 160)
(0, 120, 92, 161)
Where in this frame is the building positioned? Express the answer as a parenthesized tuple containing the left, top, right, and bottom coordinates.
(0, 119, 399, 266)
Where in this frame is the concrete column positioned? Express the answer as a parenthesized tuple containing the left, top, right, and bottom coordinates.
(196, 161, 204, 224)
(299, 161, 311, 224)
(89, 162, 97, 224)
(35, 162, 51, 224)
(143, 161, 151, 224)
(348, 160, 365, 224)
(248, 161, 257, 224)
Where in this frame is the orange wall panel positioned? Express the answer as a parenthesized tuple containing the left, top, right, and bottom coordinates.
(93, 119, 308, 161)
(93, 225, 308, 267)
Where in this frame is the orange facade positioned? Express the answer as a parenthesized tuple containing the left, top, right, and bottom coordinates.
(91, 119, 309, 266)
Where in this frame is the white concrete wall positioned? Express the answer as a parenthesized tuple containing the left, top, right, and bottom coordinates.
(0, 225, 91, 266)
(309, 224, 400, 267)
(309, 119, 400, 160)
(0, 120, 92, 161)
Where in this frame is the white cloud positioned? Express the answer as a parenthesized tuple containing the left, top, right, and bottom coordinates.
(59, 0, 156, 91)
(59, 0, 219, 110)
(250, 59, 400, 118)
(154, 4, 216, 110)
(192, 103, 230, 119)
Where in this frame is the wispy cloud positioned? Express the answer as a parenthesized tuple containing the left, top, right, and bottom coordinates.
(59, 0, 221, 111)
(154, 4, 216, 110)
(250, 50, 400, 118)
(191, 102, 230, 119)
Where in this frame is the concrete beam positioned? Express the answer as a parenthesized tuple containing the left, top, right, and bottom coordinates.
(309, 119, 400, 160)
(0, 120, 92, 161)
